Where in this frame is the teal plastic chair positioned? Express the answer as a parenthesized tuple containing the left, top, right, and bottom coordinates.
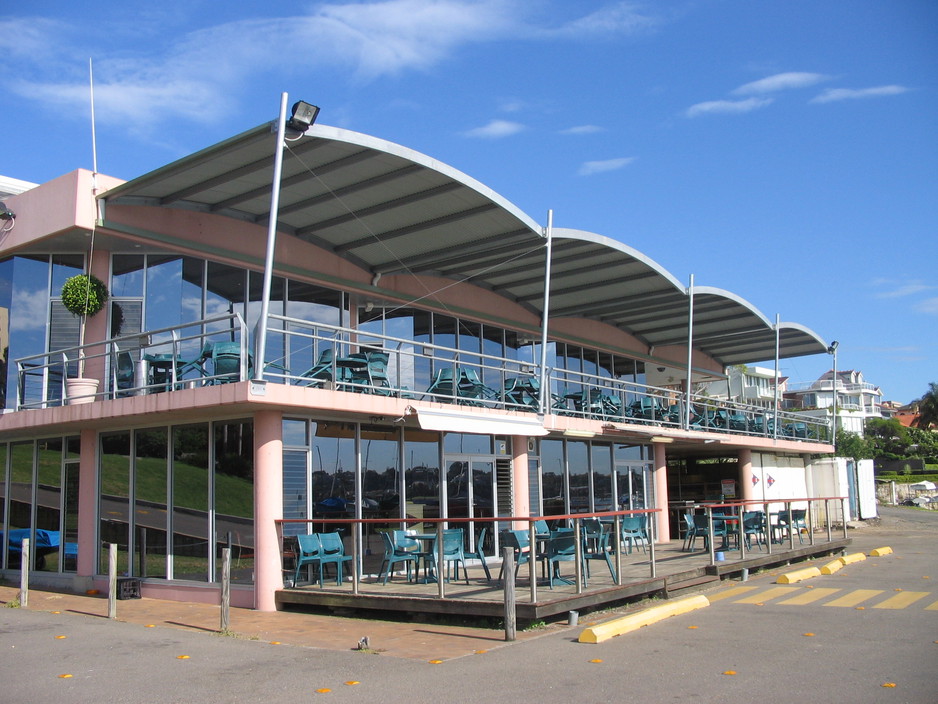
(113, 349, 136, 397)
(582, 519, 616, 582)
(533, 519, 550, 536)
(546, 530, 581, 589)
(620, 515, 649, 555)
(433, 528, 469, 584)
(317, 531, 353, 586)
(466, 527, 492, 583)
(293, 534, 323, 587)
(496, 529, 531, 582)
(425, 367, 456, 401)
(297, 348, 335, 386)
(206, 341, 249, 384)
(777, 509, 808, 544)
(366, 351, 391, 394)
(681, 512, 699, 551)
(456, 368, 499, 404)
(378, 531, 418, 584)
(692, 514, 726, 551)
(743, 511, 767, 551)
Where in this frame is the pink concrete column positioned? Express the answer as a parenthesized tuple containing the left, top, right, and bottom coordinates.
(254, 410, 283, 611)
(738, 448, 754, 503)
(83, 249, 110, 382)
(76, 427, 98, 577)
(653, 442, 671, 543)
(511, 437, 530, 528)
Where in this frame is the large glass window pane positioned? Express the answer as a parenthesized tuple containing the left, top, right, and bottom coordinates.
(248, 271, 284, 373)
(145, 255, 184, 332)
(8, 442, 33, 569)
(285, 281, 343, 377)
(539, 439, 564, 517)
(36, 438, 62, 572)
(214, 420, 254, 585)
(0, 444, 6, 567)
(361, 425, 399, 562)
(135, 428, 167, 579)
(311, 423, 355, 531)
(99, 432, 131, 575)
(567, 440, 589, 514)
(8, 257, 52, 408)
(404, 429, 439, 532)
(443, 433, 492, 455)
(591, 444, 613, 512)
(172, 424, 209, 581)
(111, 255, 145, 297)
(63, 457, 79, 573)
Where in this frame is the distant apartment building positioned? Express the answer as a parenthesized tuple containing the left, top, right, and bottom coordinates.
(784, 370, 884, 435)
(701, 364, 784, 409)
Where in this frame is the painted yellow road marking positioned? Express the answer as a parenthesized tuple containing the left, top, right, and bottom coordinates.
(824, 589, 884, 608)
(778, 587, 841, 605)
(872, 591, 930, 610)
(735, 586, 799, 604)
(924, 599, 938, 611)
(708, 586, 759, 602)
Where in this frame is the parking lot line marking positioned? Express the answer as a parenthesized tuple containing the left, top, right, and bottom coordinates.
(872, 591, 930, 610)
(708, 586, 759, 602)
(734, 586, 799, 604)
(823, 589, 884, 607)
(778, 587, 840, 605)
(924, 599, 938, 611)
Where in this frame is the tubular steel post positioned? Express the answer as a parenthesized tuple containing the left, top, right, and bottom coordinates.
(707, 506, 716, 566)
(614, 515, 622, 585)
(574, 519, 583, 594)
(220, 547, 231, 633)
(502, 546, 516, 642)
(528, 521, 538, 604)
(842, 499, 849, 539)
(808, 498, 816, 546)
(825, 499, 833, 542)
(764, 501, 773, 555)
(786, 501, 795, 550)
(737, 504, 746, 560)
(19, 538, 29, 608)
(436, 522, 445, 599)
(537, 210, 554, 416)
(107, 543, 117, 620)
(351, 524, 360, 595)
(648, 512, 657, 579)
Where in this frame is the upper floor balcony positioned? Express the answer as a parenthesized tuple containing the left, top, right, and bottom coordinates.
(14, 312, 832, 445)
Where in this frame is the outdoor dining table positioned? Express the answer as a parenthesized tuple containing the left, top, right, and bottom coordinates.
(407, 532, 439, 583)
(142, 353, 192, 391)
(712, 514, 740, 550)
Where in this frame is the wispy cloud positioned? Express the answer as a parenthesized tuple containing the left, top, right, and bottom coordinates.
(461, 119, 526, 139)
(873, 279, 935, 298)
(733, 72, 830, 95)
(6, 1, 666, 133)
(560, 125, 605, 135)
(810, 85, 909, 104)
(578, 157, 635, 176)
(685, 97, 773, 118)
(915, 297, 938, 315)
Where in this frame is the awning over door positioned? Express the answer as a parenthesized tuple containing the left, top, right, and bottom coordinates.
(413, 407, 548, 437)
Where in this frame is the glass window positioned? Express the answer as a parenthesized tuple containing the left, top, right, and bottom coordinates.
(8, 442, 33, 569)
(7, 257, 52, 408)
(214, 420, 254, 585)
(539, 439, 564, 517)
(567, 440, 589, 514)
(99, 432, 131, 575)
(311, 423, 355, 529)
(404, 428, 440, 531)
(0, 444, 6, 567)
(134, 428, 167, 579)
(111, 254, 145, 297)
(172, 424, 209, 581)
(444, 433, 492, 455)
(36, 438, 62, 572)
(591, 443, 613, 512)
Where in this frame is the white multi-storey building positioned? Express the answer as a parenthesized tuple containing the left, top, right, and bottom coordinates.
(785, 370, 883, 435)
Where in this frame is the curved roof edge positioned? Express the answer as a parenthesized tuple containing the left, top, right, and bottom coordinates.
(693, 285, 773, 328)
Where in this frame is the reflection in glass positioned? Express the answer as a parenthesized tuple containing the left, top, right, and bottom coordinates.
(135, 428, 167, 579)
(404, 429, 439, 531)
(36, 438, 61, 572)
(172, 424, 209, 581)
(8, 442, 33, 569)
(99, 432, 131, 575)
(567, 440, 589, 514)
(214, 420, 254, 584)
(591, 444, 613, 512)
(539, 439, 564, 516)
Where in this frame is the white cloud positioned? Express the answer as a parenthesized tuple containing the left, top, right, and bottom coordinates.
(915, 297, 938, 315)
(545, 2, 660, 38)
(461, 119, 526, 139)
(560, 125, 605, 135)
(733, 72, 830, 95)
(810, 85, 909, 104)
(685, 97, 773, 118)
(873, 279, 935, 298)
(578, 157, 635, 176)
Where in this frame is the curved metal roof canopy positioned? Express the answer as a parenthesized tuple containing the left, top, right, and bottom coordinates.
(102, 121, 828, 367)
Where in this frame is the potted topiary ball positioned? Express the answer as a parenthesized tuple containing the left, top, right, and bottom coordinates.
(61, 274, 109, 318)
(60, 273, 109, 403)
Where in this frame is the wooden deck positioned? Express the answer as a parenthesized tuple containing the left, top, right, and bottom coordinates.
(276, 536, 851, 622)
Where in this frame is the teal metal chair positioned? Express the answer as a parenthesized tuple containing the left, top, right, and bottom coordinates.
(293, 534, 323, 587)
(317, 531, 353, 586)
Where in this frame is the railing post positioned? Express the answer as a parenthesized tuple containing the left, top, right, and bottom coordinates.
(786, 501, 795, 550)
(352, 522, 360, 595)
(764, 501, 772, 554)
(436, 522, 445, 599)
(842, 498, 848, 539)
(19, 538, 29, 608)
(737, 504, 746, 560)
(107, 543, 117, 620)
(707, 507, 716, 566)
(528, 521, 537, 604)
(825, 499, 833, 542)
(614, 515, 622, 585)
(574, 519, 583, 594)
(808, 498, 815, 546)
(648, 511, 657, 579)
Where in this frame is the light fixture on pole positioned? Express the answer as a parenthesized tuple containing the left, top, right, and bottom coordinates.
(287, 101, 320, 132)
(827, 340, 839, 449)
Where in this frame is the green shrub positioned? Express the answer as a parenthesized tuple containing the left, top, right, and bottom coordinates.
(61, 274, 109, 317)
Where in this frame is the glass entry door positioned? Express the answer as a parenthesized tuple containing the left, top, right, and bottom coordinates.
(446, 455, 496, 555)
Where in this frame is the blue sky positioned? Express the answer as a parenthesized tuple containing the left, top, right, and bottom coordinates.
(2, 0, 935, 404)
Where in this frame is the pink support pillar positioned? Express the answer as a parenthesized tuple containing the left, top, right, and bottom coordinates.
(653, 442, 671, 543)
(511, 437, 530, 528)
(76, 428, 98, 577)
(253, 410, 283, 611)
(739, 448, 754, 503)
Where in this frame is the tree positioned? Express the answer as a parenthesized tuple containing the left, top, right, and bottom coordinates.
(913, 381, 938, 430)
(834, 429, 871, 462)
